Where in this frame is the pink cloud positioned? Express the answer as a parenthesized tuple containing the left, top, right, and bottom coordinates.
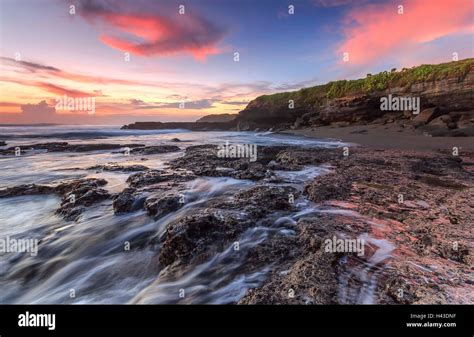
(337, 0, 474, 66)
(79, 2, 226, 60)
(1, 57, 143, 86)
(0, 76, 100, 98)
(35, 82, 98, 98)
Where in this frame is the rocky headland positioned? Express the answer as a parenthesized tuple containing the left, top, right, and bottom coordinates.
(121, 58, 473, 140)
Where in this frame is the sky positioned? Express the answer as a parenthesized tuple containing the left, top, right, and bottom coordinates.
(0, 0, 473, 124)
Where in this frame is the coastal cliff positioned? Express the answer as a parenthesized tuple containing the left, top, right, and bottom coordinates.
(122, 58, 473, 136)
(236, 58, 473, 135)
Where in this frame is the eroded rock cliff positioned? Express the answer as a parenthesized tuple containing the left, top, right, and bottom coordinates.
(235, 58, 473, 135)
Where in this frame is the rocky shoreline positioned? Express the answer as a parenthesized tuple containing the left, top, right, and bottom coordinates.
(241, 146, 473, 304)
(1, 140, 472, 304)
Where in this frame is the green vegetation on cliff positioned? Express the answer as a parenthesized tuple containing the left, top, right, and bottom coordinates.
(253, 58, 474, 107)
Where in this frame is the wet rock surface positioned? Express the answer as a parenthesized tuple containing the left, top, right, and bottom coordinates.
(156, 184, 300, 269)
(169, 144, 297, 180)
(88, 163, 149, 172)
(145, 194, 183, 220)
(0, 178, 111, 221)
(0, 184, 56, 198)
(54, 178, 111, 221)
(0, 142, 145, 155)
(158, 212, 243, 268)
(112, 188, 146, 213)
(130, 145, 181, 154)
(300, 148, 473, 304)
(239, 211, 369, 304)
(126, 169, 196, 188)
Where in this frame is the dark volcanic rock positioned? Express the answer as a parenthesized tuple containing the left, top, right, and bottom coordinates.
(169, 144, 293, 180)
(127, 170, 166, 187)
(0, 178, 112, 221)
(157, 184, 300, 270)
(169, 145, 223, 177)
(0, 142, 145, 155)
(55, 143, 145, 152)
(126, 169, 195, 188)
(0, 178, 109, 200)
(276, 148, 339, 169)
(240, 248, 340, 304)
(145, 194, 183, 219)
(54, 178, 108, 195)
(239, 212, 360, 304)
(130, 145, 181, 155)
(56, 189, 110, 221)
(0, 184, 55, 198)
(3, 133, 471, 304)
(23, 142, 69, 150)
(304, 172, 353, 202)
(112, 188, 146, 213)
(88, 163, 149, 172)
(158, 212, 247, 268)
(55, 178, 110, 221)
(233, 185, 299, 218)
(0, 142, 67, 155)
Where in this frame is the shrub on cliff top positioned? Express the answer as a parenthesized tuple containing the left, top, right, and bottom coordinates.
(253, 58, 473, 105)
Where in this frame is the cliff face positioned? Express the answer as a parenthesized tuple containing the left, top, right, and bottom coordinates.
(236, 59, 474, 133)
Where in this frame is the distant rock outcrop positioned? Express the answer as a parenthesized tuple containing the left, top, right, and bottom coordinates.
(196, 113, 237, 123)
(121, 121, 235, 131)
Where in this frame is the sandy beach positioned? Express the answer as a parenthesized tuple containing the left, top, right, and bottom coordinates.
(282, 124, 474, 152)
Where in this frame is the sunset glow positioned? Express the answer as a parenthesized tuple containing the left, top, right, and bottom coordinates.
(1, 0, 472, 124)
